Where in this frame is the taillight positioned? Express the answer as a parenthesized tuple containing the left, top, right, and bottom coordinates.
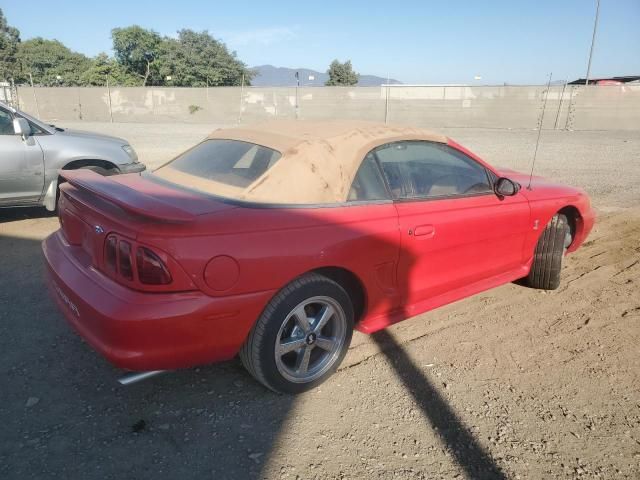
(102, 234, 189, 291)
(105, 235, 117, 274)
(136, 247, 172, 285)
(118, 241, 133, 280)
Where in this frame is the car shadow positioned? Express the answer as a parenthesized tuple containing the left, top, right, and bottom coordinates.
(0, 206, 56, 224)
(0, 232, 297, 479)
(0, 200, 508, 479)
(372, 330, 506, 479)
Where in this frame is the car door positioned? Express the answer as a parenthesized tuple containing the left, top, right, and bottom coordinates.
(372, 140, 531, 312)
(345, 152, 404, 319)
(0, 107, 45, 205)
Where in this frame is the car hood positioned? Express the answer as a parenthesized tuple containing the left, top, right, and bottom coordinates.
(55, 128, 128, 145)
(496, 167, 585, 196)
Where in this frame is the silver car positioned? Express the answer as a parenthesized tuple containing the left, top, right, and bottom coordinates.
(0, 101, 145, 211)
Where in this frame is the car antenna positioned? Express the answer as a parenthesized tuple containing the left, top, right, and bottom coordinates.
(527, 72, 553, 190)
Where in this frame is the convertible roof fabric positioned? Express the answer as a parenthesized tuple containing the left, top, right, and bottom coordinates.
(155, 120, 447, 204)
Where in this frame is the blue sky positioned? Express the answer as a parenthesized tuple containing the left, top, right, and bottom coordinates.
(2, 0, 639, 84)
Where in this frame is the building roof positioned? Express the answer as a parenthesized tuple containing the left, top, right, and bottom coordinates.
(568, 75, 640, 85)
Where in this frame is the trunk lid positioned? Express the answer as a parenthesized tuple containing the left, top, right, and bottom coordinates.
(58, 170, 235, 269)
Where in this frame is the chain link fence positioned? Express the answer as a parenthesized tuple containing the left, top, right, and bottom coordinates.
(14, 84, 640, 130)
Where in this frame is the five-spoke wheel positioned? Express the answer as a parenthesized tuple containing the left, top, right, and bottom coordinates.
(240, 273, 354, 394)
(275, 296, 347, 384)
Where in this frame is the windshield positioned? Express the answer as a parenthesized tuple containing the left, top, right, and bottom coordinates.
(154, 139, 282, 200)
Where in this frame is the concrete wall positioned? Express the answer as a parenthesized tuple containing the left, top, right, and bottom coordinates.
(15, 84, 640, 131)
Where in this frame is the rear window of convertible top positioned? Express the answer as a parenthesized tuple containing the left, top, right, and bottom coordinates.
(156, 139, 282, 192)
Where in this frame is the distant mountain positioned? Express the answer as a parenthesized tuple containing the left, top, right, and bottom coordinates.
(250, 65, 402, 87)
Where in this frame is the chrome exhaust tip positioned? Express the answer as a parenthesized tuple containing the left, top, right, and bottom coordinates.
(118, 370, 166, 386)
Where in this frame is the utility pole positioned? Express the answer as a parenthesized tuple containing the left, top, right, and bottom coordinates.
(237, 74, 245, 125)
(29, 73, 41, 117)
(585, 0, 601, 85)
(106, 76, 114, 123)
(295, 71, 300, 119)
(384, 73, 390, 124)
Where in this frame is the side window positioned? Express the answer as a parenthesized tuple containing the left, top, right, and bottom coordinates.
(0, 108, 14, 135)
(348, 153, 390, 201)
(374, 141, 493, 199)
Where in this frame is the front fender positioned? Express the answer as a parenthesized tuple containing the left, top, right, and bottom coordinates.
(43, 178, 58, 211)
(37, 134, 134, 178)
(522, 192, 594, 259)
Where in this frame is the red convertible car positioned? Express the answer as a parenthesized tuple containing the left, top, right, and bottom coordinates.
(43, 120, 595, 393)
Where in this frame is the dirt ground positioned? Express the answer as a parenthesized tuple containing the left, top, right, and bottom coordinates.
(0, 124, 638, 479)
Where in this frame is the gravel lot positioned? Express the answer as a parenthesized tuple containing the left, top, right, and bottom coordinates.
(1, 123, 639, 479)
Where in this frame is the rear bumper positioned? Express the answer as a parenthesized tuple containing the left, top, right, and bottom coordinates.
(43, 231, 274, 371)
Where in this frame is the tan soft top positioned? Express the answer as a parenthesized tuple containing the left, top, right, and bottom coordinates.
(156, 120, 447, 204)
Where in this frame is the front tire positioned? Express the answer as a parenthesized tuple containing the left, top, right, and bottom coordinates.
(240, 273, 354, 394)
(525, 214, 570, 290)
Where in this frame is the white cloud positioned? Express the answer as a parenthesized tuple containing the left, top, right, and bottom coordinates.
(221, 26, 298, 47)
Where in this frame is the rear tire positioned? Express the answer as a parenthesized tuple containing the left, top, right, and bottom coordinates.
(240, 273, 354, 394)
(525, 214, 570, 290)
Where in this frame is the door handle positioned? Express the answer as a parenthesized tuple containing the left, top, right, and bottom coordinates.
(412, 225, 435, 238)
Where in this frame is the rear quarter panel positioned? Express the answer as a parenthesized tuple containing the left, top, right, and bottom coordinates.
(137, 203, 402, 322)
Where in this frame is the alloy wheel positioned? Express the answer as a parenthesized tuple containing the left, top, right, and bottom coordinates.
(274, 296, 347, 383)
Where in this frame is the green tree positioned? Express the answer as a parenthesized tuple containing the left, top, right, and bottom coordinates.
(111, 26, 162, 86)
(156, 29, 253, 87)
(16, 38, 91, 86)
(0, 8, 20, 81)
(5, 21, 254, 88)
(79, 53, 139, 86)
(325, 59, 359, 86)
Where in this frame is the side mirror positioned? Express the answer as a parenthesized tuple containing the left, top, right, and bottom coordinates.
(13, 117, 32, 139)
(494, 177, 520, 197)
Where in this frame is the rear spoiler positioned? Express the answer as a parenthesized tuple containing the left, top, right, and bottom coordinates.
(59, 169, 196, 223)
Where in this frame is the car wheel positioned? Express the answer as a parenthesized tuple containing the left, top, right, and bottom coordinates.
(240, 273, 354, 394)
(525, 213, 570, 290)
